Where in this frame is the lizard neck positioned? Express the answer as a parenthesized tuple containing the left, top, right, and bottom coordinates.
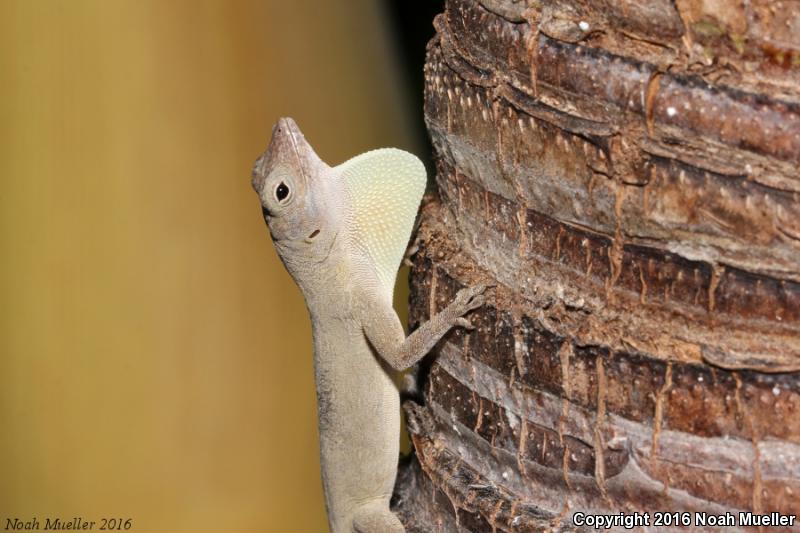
(277, 240, 357, 317)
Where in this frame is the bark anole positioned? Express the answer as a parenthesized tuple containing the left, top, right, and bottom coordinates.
(252, 118, 485, 532)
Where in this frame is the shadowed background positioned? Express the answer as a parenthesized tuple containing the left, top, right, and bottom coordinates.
(0, 1, 439, 531)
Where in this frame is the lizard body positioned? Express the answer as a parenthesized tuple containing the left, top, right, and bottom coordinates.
(252, 118, 485, 532)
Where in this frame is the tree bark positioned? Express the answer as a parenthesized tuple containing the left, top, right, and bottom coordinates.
(392, 1, 800, 531)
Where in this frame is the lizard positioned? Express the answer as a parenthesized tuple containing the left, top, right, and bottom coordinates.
(251, 117, 486, 533)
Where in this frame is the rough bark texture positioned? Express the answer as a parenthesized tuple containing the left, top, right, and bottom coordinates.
(392, 1, 800, 531)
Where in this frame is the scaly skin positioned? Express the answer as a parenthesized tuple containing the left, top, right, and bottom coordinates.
(252, 118, 485, 532)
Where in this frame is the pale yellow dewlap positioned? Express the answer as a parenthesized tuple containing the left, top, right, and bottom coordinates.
(339, 148, 426, 294)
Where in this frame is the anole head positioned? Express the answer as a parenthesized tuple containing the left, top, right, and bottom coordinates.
(253, 117, 427, 299)
(252, 118, 339, 267)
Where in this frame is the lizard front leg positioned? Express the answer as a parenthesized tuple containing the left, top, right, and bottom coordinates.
(361, 284, 487, 371)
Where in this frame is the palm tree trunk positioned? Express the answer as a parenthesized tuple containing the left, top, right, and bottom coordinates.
(393, 1, 800, 531)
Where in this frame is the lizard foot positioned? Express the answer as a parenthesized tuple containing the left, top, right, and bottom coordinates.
(449, 284, 488, 327)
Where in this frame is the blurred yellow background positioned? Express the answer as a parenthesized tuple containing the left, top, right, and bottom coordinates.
(0, 2, 420, 532)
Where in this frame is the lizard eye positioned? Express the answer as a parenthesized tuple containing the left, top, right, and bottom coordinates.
(274, 181, 290, 203)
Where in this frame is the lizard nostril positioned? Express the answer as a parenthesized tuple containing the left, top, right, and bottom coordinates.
(261, 206, 271, 218)
(308, 229, 321, 239)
